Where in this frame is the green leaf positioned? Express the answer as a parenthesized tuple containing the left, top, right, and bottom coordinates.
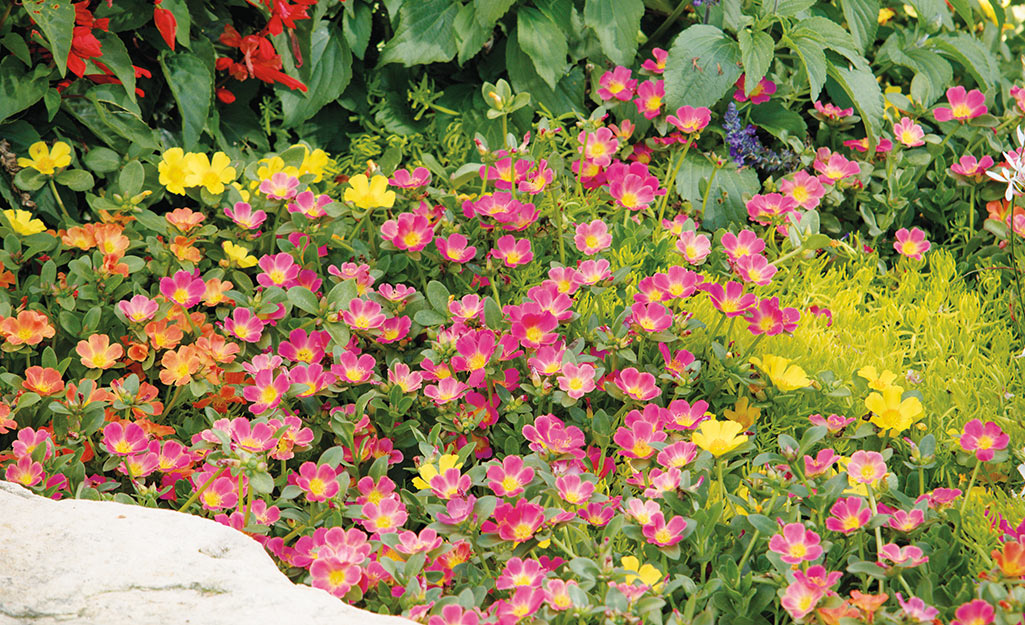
(455, 3, 490, 65)
(413, 309, 448, 326)
(664, 25, 743, 110)
(840, 0, 879, 52)
(279, 27, 351, 127)
(926, 34, 998, 90)
(378, 0, 460, 66)
(675, 155, 760, 230)
(24, 0, 75, 77)
(82, 147, 121, 173)
(517, 8, 568, 90)
(119, 160, 144, 196)
(905, 0, 953, 30)
(0, 57, 48, 123)
(159, 51, 212, 150)
(790, 17, 863, 65)
(906, 49, 952, 106)
(56, 169, 95, 191)
(506, 34, 585, 114)
(584, 0, 644, 66)
(826, 60, 883, 151)
(738, 29, 773, 96)
(95, 32, 136, 103)
(287, 286, 321, 315)
(476, 0, 517, 26)
(773, 0, 816, 16)
(159, 0, 192, 48)
(945, 0, 974, 25)
(746, 514, 778, 535)
(788, 34, 827, 100)
(426, 280, 451, 313)
(749, 100, 807, 139)
(14, 168, 47, 192)
(343, 1, 373, 58)
(2, 33, 31, 66)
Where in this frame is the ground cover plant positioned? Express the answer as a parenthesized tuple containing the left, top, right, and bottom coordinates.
(4, 1, 1025, 624)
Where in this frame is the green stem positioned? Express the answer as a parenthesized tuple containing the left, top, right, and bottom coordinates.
(489, 275, 503, 308)
(575, 125, 590, 199)
(700, 162, 722, 220)
(968, 184, 976, 237)
(737, 334, 765, 364)
(49, 178, 72, 224)
(645, 0, 691, 47)
(178, 467, 225, 512)
(281, 506, 330, 542)
(657, 140, 692, 224)
(164, 384, 186, 416)
(735, 529, 760, 584)
(958, 459, 981, 518)
(551, 195, 566, 265)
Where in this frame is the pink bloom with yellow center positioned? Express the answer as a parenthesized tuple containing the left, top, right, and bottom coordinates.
(934, 86, 987, 122)
(950, 154, 994, 180)
(613, 419, 666, 459)
(721, 229, 766, 262)
(389, 166, 431, 188)
(633, 79, 665, 119)
(769, 522, 823, 564)
(380, 212, 435, 252)
(597, 66, 637, 101)
(676, 230, 712, 264)
(734, 253, 776, 285)
(615, 367, 660, 401)
(223, 307, 266, 343)
(578, 128, 619, 168)
(847, 450, 887, 484)
(629, 301, 672, 332)
(780, 581, 823, 621)
(951, 599, 994, 625)
(744, 296, 800, 336)
(522, 413, 585, 457)
(574, 219, 612, 254)
(257, 252, 299, 288)
(702, 281, 757, 317)
(4, 455, 44, 486)
(557, 362, 596, 399)
(894, 117, 925, 147)
(960, 418, 1009, 462)
(555, 474, 595, 505)
(878, 543, 929, 568)
(259, 172, 299, 199)
(224, 201, 268, 230)
(492, 499, 545, 543)
(287, 190, 333, 218)
(296, 462, 339, 502)
(435, 233, 477, 263)
(492, 235, 533, 268)
(813, 151, 861, 184)
(893, 227, 931, 261)
(747, 192, 798, 225)
(118, 295, 159, 323)
(813, 100, 853, 120)
(666, 105, 711, 134)
(641, 48, 668, 73)
(361, 496, 408, 534)
(487, 455, 535, 497)
(734, 74, 776, 104)
(642, 512, 689, 546)
(780, 171, 826, 210)
(242, 369, 290, 414)
(159, 270, 205, 308)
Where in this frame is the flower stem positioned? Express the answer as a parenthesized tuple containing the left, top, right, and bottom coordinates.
(736, 529, 760, 584)
(178, 467, 225, 512)
(281, 506, 330, 542)
(657, 140, 692, 224)
(49, 178, 72, 224)
(958, 459, 981, 518)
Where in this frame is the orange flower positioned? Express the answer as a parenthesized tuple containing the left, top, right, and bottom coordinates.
(993, 540, 1025, 578)
(165, 207, 206, 233)
(817, 603, 861, 625)
(134, 417, 177, 438)
(202, 278, 234, 307)
(170, 235, 202, 263)
(159, 345, 201, 386)
(0, 401, 16, 434)
(99, 254, 130, 277)
(195, 334, 240, 365)
(0, 260, 14, 289)
(145, 320, 184, 350)
(850, 590, 888, 620)
(76, 334, 124, 369)
(121, 336, 150, 361)
(22, 366, 65, 396)
(62, 225, 96, 249)
(1, 310, 56, 346)
(91, 224, 130, 257)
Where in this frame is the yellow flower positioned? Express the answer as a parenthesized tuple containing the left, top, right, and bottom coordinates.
(230, 181, 251, 203)
(865, 385, 924, 435)
(3, 209, 46, 236)
(411, 454, 461, 490)
(17, 141, 72, 175)
(158, 148, 192, 195)
(749, 354, 812, 392)
(222, 241, 257, 268)
(184, 152, 236, 195)
(344, 174, 395, 209)
(298, 147, 330, 182)
(976, 0, 997, 24)
(693, 419, 748, 458)
(858, 366, 899, 391)
(877, 7, 896, 24)
(723, 396, 760, 429)
(621, 556, 664, 590)
(256, 156, 299, 181)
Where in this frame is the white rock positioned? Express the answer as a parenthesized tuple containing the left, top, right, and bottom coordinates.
(0, 481, 415, 625)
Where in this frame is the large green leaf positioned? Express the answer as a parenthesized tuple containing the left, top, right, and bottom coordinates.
(506, 32, 585, 115)
(378, 0, 460, 66)
(584, 0, 644, 66)
(738, 29, 773, 96)
(926, 34, 998, 90)
(0, 57, 49, 123)
(517, 8, 568, 90)
(905, 0, 953, 30)
(95, 32, 136, 104)
(24, 0, 75, 77)
(675, 154, 760, 230)
(476, 0, 517, 26)
(664, 25, 742, 110)
(826, 60, 883, 150)
(787, 34, 827, 100)
(159, 51, 212, 150)
(279, 26, 352, 127)
(790, 17, 863, 65)
(840, 0, 879, 52)
(343, 1, 373, 59)
(455, 4, 490, 65)
(160, 0, 191, 48)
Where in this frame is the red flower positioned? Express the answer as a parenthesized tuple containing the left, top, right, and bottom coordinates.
(153, 0, 177, 50)
(66, 1, 109, 77)
(217, 24, 307, 92)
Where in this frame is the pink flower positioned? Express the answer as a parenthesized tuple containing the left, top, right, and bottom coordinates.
(633, 79, 665, 119)
(895, 594, 940, 622)
(814, 151, 861, 184)
(950, 154, 994, 180)
(951, 599, 994, 625)
(224, 201, 268, 229)
(287, 190, 333, 218)
(278, 328, 329, 364)
(543, 579, 579, 611)
(118, 295, 159, 323)
(259, 172, 299, 199)
(676, 230, 712, 264)
(102, 421, 148, 456)
(435, 233, 477, 263)
(793, 565, 842, 592)
(223, 307, 266, 343)
(361, 496, 408, 534)
(574, 219, 612, 254)
(893, 227, 931, 260)
(629, 302, 672, 332)
(510, 311, 558, 349)
(522, 414, 585, 457)
(813, 100, 853, 120)
(769, 523, 823, 564)
(666, 105, 711, 133)
(555, 474, 595, 505)
(159, 270, 205, 308)
(657, 441, 699, 468)
(423, 378, 468, 405)
(198, 475, 238, 511)
(428, 605, 481, 625)
(557, 362, 596, 400)
(518, 160, 554, 194)
(734, 74, 776, 104)
(887, 508, 925, 532)
(487, 456, 535, 497)
(578, 127, 619, 167)
(598, 66, 637, 101)
(492, 235, 533, 268)
(878, 543, 928, 568)
(809, 413, 854, 433)
(12, 428, 54, 460)
(228, 417, 277, 452)
(429, 467, 472, 499)
(613, 419, 665, 459)
(615, 367, 660, 401)
(721, 229, 766, 262)
(310, 557, 362, 598)
(780, 171, 826, 210)
(734, 254, 777, 286)
(342, 298, 386, 332)
(747, 192, 798, 225)
(496, 557, 545, 590)
(642, 513, 689, 546)
(844, 137, 893, 153)
(641, 48, 668, 74)
(847, 450, 887, 484)
(607, 161, 663, 211)
(780, 581, 823, 621)
(702, 281, 757, 317)
(257, 252, 299, 288)
(826, 497, 871, 534)
(380, 212, 434, 252)
(242, 369, 290, 414)
(574, 258, 612, 286)
(960, 419, 1009, 462)
(296, 461, 339, 502)
(893, 117, 925, 147)
(389, 166, 431, 188)
(804, 449, 838, 478)
(933, 86, 987, 122)
(745, 296, 800, 336)
(492, 499, 545, 543)
(4, 455, 44, 486)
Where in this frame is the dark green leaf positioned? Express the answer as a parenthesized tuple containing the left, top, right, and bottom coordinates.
(749, 100, 806, 139)
(826, 60, 883, 151)
(455, 3, 490, 65)
(119, 160, 144, 196)
(56, 169, 95, 191)
(413, 309, 448, 326)
(343, 1, 373, 58)
(517, 8, 568, 90)
(738, 29, 773, 96)
(788, 34, 827, 100)
(926, 34, 998, 90)
(426, 280, 451, 313)
(287, 286, 321, 315)
(790, 17, 863, 64)
(82, 147, 121, 174)
(506, 34, 585, 114)
(773, 0, 816, 16)
(159, 51, 212, 150)
(675, 155, 759, 230)
(664, 25, 742, 110)
(584, 0, 644, 66)
(0, 57, 48, 123)
(14, 168, 47, 192)
(906, 0, 953, 30)
(159, 0, 191, 48)
(95, 32, 136, 103)
(2, 33, 31, 66)
(476, 0, 517, 26)
(279, 26, 351, 127)
(378, 0, 460, 66)
(24, 0, 75, 77)
(840, 0, 879, 52)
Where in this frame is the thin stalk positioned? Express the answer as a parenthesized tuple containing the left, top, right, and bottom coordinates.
(49, 179, 72, 224)
(958, 459, 981, 518)
(178, 467, 225, 512)
(700, 162, 722, 219)
(645, 0, 691, 47)
(657, 140, 692, 224)
(735, 529, 761, 584)
(281, 506, 331, 542)
(575, 127, 590, 199)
